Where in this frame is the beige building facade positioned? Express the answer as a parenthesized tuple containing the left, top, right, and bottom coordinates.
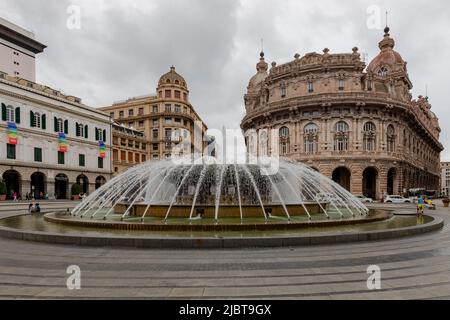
(111, 123, 148, 176)
(100, 66, 208, 161)
(241, 27, 443, 200)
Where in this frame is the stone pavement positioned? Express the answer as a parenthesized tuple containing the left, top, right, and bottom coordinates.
(0, 202, 449, 299)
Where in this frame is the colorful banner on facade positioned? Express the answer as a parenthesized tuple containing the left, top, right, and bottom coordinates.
(7, 122, 17, 145)
(99, 140, 106, 158)
(58, 132, 68, 152)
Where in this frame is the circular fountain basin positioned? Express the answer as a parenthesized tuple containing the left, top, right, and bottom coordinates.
(0, 210, 443, 248)
(46, 209, 390, 232)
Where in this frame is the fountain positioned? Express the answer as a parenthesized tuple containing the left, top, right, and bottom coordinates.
(66, 156, 371, 230)
(0, 156, 443, 248)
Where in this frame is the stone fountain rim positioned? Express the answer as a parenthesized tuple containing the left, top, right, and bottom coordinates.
(0, 211, 444, 248)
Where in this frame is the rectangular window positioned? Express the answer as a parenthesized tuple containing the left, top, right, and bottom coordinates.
(128, 109, 134, 116)
(34, 147, 42, 162)
(7, 144, 16, 159)
(79, 154, 85, 167)
(165, 90, 171, 98)
(183, 93, 187, 101)
(138, 120, 144, 127)
(120, 150, 126, 161)
(152, 119, 158, 126)
(58, 151, 65, 164)
(119, 111, 124, 118)
(175, 118, 181, 123)
(165, 104, 171, 112)
(138, 107, 144, 115)
(153, 143, 159, 151)
(307, 82, 314, 93)
(142, 154, 146, 162)
(338, 79, 345, 90)
(175, 90, 181, 99)
(165, 117, 172, 124)
(98, 157, 104, 169)
(175, 105, 181, 113)
(153, 129, 158, 139)
(152, 105, 158, 113)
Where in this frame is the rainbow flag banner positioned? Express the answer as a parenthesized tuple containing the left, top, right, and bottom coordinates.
(7, 122, 18, 145)
(99, 140, 106, 158)
(58, 132, 68, 152)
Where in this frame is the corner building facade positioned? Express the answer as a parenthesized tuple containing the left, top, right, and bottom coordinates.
(100, 66, 208, 167)
(241, 28, 443, 199)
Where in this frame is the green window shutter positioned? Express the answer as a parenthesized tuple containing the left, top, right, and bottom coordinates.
(95, 128, 99, 141)
(7, 144, 16, 159)
(30, 110, 35, 127)
(79, 154, 85, 167)
(1, 104, 6, 121)
(103, 129, 107, 143)
(34, 148, 42, 162)
(58, 151, 65, 164)
(54, 117, 58, 132)
(15, 107, 20, 124)
(64, 120, 68, 134)
(75, 122, 80, 136)
(85, 125, 88, 139)
(42, 114, 46, 130)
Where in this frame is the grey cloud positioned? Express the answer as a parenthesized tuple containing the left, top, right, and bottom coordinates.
(1, 0, 449, 159)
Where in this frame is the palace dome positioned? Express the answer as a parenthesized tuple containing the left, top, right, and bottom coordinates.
(247, 52, 268, 91)
(158, 66, 188, 89)
(367, 27, 407, 75)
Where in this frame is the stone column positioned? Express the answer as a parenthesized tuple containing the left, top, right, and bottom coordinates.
(47, 180, 55, 200)
(378, 166, 388, 200)
(22, 180, 31, 198)
(351, 165, 363, 196)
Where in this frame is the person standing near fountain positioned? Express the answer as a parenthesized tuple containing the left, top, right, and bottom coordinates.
(417, 196, 424, 217)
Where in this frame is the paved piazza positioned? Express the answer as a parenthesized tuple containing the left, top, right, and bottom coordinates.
(0, 202, 449, 299)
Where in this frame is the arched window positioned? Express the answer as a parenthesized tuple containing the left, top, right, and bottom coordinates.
(259, 130, 268, 156)
(363, 122, 376, 151)
(378, 66, 389, 77)
(304, 123, 319, 154)
(334, 121, 349, 151)
(387, 125, 396, 152)
(279, 126, 290, 155)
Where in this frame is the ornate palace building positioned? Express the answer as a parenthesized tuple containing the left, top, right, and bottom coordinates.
(241, 27, 443, 199)
(100, 66, 209, 161)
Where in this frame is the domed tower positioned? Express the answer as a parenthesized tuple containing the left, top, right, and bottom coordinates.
(244, 52, 269, 112)
(157, 66, 189, 102)
(366, 27, 412, 101)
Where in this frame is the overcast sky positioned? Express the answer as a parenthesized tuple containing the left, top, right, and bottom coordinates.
(1, 0, 449, 160)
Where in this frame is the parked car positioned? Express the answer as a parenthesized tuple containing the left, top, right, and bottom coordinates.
(384, 195, 412, 204)
(355, 195, 374, 203)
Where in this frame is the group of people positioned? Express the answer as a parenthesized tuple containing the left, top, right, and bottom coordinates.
(28, 203, 41, 214)
(10, 191, 49, 201)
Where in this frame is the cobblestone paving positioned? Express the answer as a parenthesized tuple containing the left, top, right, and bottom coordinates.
(0, 203, 449, 299)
